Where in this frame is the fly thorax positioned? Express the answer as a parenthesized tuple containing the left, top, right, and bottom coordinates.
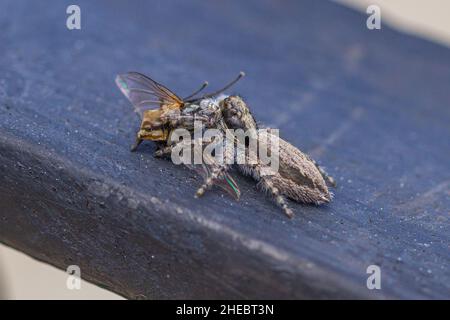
(181, 104, 200, 115)
(198, 99, 222, 127)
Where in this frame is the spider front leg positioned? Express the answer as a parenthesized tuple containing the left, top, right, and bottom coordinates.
(194, 159, 230, 198)
(154, 144, 173, 158)
(193, 134, 237, 198)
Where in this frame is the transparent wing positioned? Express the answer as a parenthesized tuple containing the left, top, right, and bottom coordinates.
(115, 72, 183, 116)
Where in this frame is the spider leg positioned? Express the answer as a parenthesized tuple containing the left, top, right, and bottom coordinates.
(258, 174, 294, 218)
(194, 142, 234, 198)
(309, 157, 336, 187)
(195, 161, 229, 198)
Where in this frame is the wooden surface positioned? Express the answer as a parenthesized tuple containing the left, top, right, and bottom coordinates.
(0, 0, 449, 299)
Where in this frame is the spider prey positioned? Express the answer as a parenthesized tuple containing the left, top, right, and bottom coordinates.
(115, 72, 335, 218)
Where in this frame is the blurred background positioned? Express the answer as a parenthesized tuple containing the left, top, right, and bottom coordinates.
(0, 0, 449, 300)
(337, 0, 450, 47)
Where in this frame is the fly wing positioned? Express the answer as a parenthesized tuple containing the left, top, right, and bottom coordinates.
(115, 72, 183, 117)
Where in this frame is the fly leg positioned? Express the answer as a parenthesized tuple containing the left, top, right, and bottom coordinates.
(195, 160, 230, 198)
(130, 136, 143, 152)
(154, 145, 172, 158)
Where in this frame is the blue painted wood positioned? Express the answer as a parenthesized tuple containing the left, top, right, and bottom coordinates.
(0, 0, 449, 299)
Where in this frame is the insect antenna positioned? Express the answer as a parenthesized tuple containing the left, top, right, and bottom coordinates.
(186, 71, 245, 102)
(182, 81, 209, 101)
